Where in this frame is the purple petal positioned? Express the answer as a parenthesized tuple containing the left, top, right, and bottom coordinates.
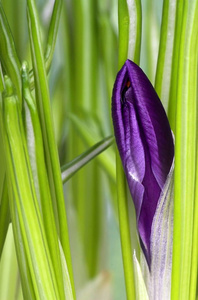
(112, 59, 174, 265)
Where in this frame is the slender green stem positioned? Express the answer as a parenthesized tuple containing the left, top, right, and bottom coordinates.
(167, 0, 184, 131)
(154, 0, 177, 111)
(29, 0, 63, 88)
(190, 124, 198, 299)
(22, 63, 65, 300)
(171, 1, 198, 299)
(188, 3, 198, 298)
(133, 0, 142, 64)
(0, 3, 21, 99)
(26, 1, 75, 295)
(3, 78, 59, 299)
(61, 136, 114, 183)
(116, 151, 136, 300)
(118, 0, 129, 67)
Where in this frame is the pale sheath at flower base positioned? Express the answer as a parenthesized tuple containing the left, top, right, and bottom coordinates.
(112, 60, 174, 299)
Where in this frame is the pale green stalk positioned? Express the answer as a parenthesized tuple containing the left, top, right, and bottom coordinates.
(168, 0, 184, 131)
(3, 78, 59, 299)
(171, 1, 198, 299)
(1, 0, 26, 61)
(0, 67, 5, 201)
(154, 0, 177, 111)
(99, 11, 117, 108)
(26, 1, 75, 295)
(116, 153, 135, 300)
(0, 84, 34, 299)
(44, 0, 63, 73)
(0, 226, 22, 300)
(0, 3, 21, 99)
(118, 0, 129, 67)
(190, 114, 198, 299)
(0, 75, 9, 257)
(9, 190, 35, 300)
(51, 3, 72, 149)
(22, 63, 66, 300)
(186, 3, 198, 298)
(29, 0, 63, 88)
(141, 0, 160, 83)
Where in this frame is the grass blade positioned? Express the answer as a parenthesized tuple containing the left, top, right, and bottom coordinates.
(29, 0, 63, 88)
(26, 0, 75, 295)
(3, 77, 60, 299)
(22, 62, 66, 300)
(171, 1, 198, 298)
(0, 3, 21, 98)
(61, 136, 114, 183)
(154, 0, 177, 111)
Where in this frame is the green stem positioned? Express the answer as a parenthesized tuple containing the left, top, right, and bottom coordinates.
(154, 0, 177, 111)
(167, 0, 184, 131)
(0, 3, 21, 99)
(171, 1, 198, 299)
(116, 151, 136, 300)
(29, 0, 63, 88)
(22, 63, 65, 300)
(118, 0, 129, 67)
(3, 78, 59, 299)
(26, 1, 75, 296)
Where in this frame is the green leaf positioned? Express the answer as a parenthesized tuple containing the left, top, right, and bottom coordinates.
(29, 0, 63, 89)
(167, 0, 185, 131)
(58, 241, 75, 300)
(0, 73, 9, 260)
(26, 0, 75, 295)
(118, 0, 129, 67)
(133, 252, 149, 300)
(171, 1, 198, 299)
(0, 3, 21, 99)
(61, 136, 114, 183)
(0, 225, 22, 300)
(3, 77, 59, 299)
(155, 0, 177, 112)
(10, 200, 35, 300)
(22, 62, 66, 300)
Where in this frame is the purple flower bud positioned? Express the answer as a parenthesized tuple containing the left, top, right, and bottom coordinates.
(112, 59, 174, 265)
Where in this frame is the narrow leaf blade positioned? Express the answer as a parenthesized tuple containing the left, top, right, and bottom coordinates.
(61, 136, 114, 183)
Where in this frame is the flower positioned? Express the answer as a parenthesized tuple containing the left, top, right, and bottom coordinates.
(112, 59, 174, 265)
